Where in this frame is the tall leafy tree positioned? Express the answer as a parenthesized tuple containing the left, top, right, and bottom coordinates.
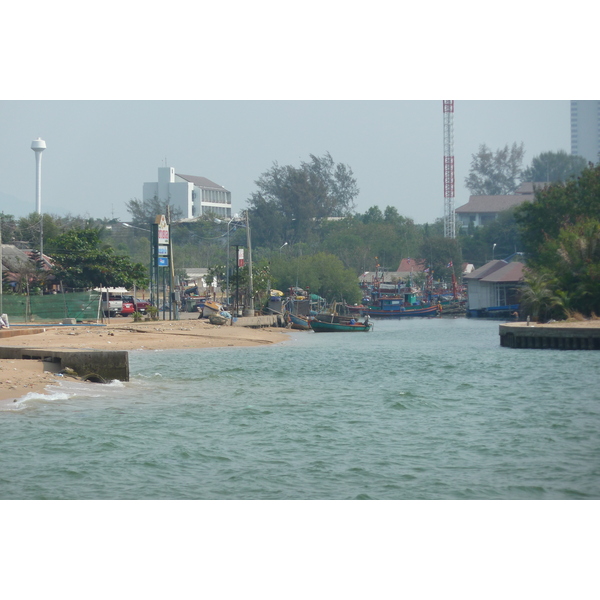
(362, 206, 384, 224)
(514, 163, 600, 318)
(459, 207, 522, 266)
(465, 142, 525, 195)
(543, 219, 600, 316)
(269, 251, 361, 304)
(47, 228, 148, 289)
(419, 235, 462, 282)
(248, 152, 359, 247)
(521, 150, 588, 184)
(125, 196, 183, 227)
(515, 163, 600, 264)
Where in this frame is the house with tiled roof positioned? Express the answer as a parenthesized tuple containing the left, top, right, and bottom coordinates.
(396, 258, 427, 279)
(143, 167, 232, 220)
(455, 182, 550, 228)
(463, 259, 525, 317)
(1, 244, 55, 293)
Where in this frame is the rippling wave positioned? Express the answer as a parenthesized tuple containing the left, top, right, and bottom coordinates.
(1, 318, 599, 499)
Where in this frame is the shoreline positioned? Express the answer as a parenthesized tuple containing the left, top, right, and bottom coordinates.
(0, 318, 291, 406)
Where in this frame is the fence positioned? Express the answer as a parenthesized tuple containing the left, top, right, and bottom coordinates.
(0, 290, 102, 323)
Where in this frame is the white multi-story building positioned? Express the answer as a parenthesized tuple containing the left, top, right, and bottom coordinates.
(143, 167, 232, 220)
(571, 100, 600, 165)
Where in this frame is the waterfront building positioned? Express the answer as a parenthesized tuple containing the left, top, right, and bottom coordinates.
(143, 167, 232, 220)
(464, 260, 524, 318)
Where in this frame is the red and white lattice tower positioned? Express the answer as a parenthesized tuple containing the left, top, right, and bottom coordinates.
(443, 100, 455, 238)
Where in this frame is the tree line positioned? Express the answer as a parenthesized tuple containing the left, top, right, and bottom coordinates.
(2, 147, 596, 314)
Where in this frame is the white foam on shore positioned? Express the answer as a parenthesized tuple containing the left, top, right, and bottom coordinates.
(2, 388, 75, 411)
(1, 378, 128, 411)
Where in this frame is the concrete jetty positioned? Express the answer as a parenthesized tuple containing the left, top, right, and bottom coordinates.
(500, 322, 600, 350)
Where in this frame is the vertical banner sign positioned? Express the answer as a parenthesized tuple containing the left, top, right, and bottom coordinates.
(157, 215, 169, 246)
(238, 248, 244, 268)
(156, 214, 169, 267)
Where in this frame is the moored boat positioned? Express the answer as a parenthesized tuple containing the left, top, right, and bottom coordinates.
(310, 318, 373, 332)
(363, 304, 439, 318)
(289, 313, 310, 330)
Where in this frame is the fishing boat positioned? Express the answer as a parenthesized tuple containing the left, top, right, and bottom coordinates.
(363, 304, 439, 318)
(361, 284, 440, 318)
(202, 301, 222, 317)
(310, 318, 373, 333)
(289, 313, 310, 330)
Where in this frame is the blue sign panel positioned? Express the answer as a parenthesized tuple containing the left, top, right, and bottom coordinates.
(158, 257, 169, 267)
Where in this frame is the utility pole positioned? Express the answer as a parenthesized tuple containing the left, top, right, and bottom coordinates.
(245, 210, 254, 316)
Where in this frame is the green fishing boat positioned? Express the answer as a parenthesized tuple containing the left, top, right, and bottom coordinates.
(309, 318, 373, 333)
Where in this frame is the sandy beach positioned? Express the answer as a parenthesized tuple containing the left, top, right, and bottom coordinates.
(0, 317, 290, 405)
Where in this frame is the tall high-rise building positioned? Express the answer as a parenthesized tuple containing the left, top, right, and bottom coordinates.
(570, 100, 600, 164)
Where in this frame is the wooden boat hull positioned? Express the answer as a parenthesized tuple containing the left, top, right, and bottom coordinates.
(289, 313, 310, 330)
(208, 314, 230, 326)
(310, 319, 373, 332)
(202, 301, 222, 317)
(363, 305, 439, 318)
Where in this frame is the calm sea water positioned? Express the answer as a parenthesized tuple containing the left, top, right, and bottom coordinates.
(1, 317, 599, 500)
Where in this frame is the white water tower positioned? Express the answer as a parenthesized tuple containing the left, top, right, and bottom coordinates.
(31, 137, 46, 214)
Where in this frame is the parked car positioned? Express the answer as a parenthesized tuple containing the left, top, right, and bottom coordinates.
(101, 292, 124, 317)
(122, 295, 151, 314)
(120, 300, 135, 316)
(134, 298, 152, 313)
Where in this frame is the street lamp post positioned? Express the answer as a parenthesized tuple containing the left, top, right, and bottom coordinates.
(123, 222, 154, 306)
(244, 210, 254, 316)
(493, 243, 497, 260)
(215, 214, 243, 307)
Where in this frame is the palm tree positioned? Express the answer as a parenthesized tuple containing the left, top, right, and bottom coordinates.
(519, 271, 555, 322)
(550, 289, 574, 319)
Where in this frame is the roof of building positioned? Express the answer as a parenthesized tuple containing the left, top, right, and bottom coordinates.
(515, 181, 551, 194)
(1, 244, 34, 272)
(480, 261, 525, 283)
(455, 195, 530, 214)
(176, 174, 228, 191)
(464, 259, 525, 283)
(455, 181, 551, 214)
(463, 260, 508, 280)
(396, 258, 427, 273)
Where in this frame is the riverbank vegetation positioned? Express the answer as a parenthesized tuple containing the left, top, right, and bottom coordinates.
(515, 163, 600, 319)
(1, 153, 597, 310)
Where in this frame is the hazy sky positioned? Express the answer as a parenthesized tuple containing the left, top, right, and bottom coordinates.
(0, 100, 571, 224)
(2, 4, 594, 229)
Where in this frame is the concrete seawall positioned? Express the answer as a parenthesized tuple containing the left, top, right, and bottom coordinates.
(232, 314, 284, 328)
(0, 346, 129, 382)
(500, 323, 600, 350)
